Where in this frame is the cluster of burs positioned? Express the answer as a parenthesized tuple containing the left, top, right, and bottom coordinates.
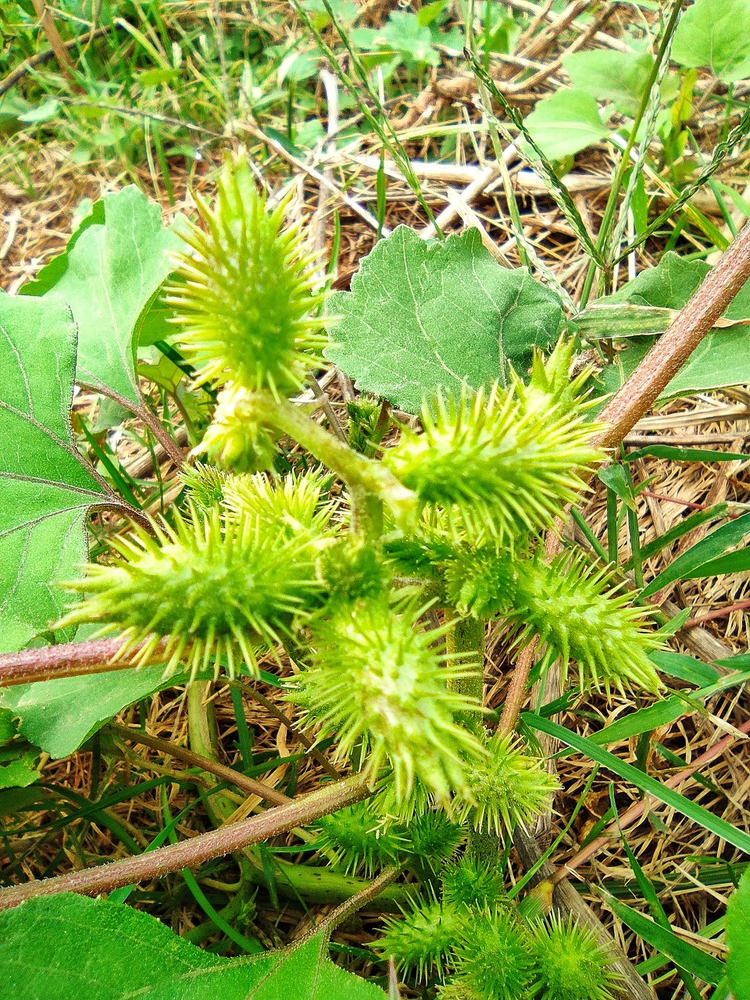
(63, 155, 662, 1000)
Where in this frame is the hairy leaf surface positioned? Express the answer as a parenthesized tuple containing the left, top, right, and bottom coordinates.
(325, 226, 564, 413)
(672, 0, 750, 82)
(0, 294, 111, 653)
(21, 186, 181, 405)
(0, 665, 167, 758)
(0, 894, 387, 999)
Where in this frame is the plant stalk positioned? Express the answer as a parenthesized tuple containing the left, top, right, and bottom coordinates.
(0, 773, 371, 911)
(256, 392, 417, 533)
(594, 218, 750, 449)
(0, 637, 167, 687)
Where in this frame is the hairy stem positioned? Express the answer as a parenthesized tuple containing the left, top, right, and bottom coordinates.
(0, 773, 371, 911)
(446, 616, 485, 732)
(497, 636, 540, 737)
(108, 721, 289, 806)
(242, 853, 412, 911)
(595, 218, 750, 449)
(0, 638, 166, 687)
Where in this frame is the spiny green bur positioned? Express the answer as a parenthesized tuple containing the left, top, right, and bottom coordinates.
(61, 154, 663, 997)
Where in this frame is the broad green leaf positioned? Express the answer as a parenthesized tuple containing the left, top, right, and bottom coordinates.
(0, 294, 111, 653)
(0, 894, 386, 1000)
(639, 512, 750, 598)
(649, 650, 719, 687)
(0, 664, 167, 758)
(22, 186, 182, 406)
(523, 90, 611, 161)
(605, 896, 724, 985)
(523, 713, 750, 855)
(563, 49, 654, 116)
(727, 869, 750, 1000)
(672, 0, 750, 83)
(325, 226, 565, 413)
(381, 11, 440, 67)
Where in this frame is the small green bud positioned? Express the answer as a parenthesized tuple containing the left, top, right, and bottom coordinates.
(222, 466, 336, 539)
(313, 801, 406, 876)
(179, 463, 232, 512)
(442, 856, 506, 910)
(450, 906, 536, 1000)
(191, 383, 278, 473)
(453, 732, 559, 837)
(377, 898, 466, 981)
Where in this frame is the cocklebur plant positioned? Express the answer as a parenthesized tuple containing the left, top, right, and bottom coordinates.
(60, 153, 664, 998)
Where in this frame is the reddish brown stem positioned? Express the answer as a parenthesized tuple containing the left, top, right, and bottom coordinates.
(498, 636, 539, 736)
(594, 219, 750, 450)
(0, 638, 165, 687)
(551, 717, 750, 885)
(0, 773, 369, 911)
(500, 221, 750, 737)
(684, 599, 750, 629)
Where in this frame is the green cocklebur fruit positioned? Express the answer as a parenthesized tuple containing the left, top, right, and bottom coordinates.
(313, 800, 407, 876)
(179, 463, 232, 512)
(292, 597, 486, 805)
(510, 551, 663, 695)
(377, 897, 466, 981)
(442, 542, 516, 618)
(58, 504, 324, 680)
(453, 732, 559, 837)
(528, 916, 621, 1000)
(441, 855, 506, 910)
(384, 380, 602, 545)
(222, 466, 337, 539)
(449, 906, 537, 1000)
(166, 154, 328, 399)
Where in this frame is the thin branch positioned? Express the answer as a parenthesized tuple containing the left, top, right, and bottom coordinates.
(91, 383, 185, 470)
(0, 25, 110, 98)
(313, 865, 403, 935)
(0, 773, 370, 911)
(594, 219, 750, 450)
(31, 0, 75, 77)
(497, 636, 539, 737)
(107, 721, 290, 806)
(0, 638, 165, 687)
(550, 716, 750, 885)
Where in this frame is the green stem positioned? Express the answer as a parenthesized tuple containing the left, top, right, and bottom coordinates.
(446, 616, 485, 733)
(446, 616, 499, 864)
(242, 853, 409, 912)
(255, 392, 417, 535)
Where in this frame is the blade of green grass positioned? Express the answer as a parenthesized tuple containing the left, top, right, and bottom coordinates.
(523, 713, 750, 855)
